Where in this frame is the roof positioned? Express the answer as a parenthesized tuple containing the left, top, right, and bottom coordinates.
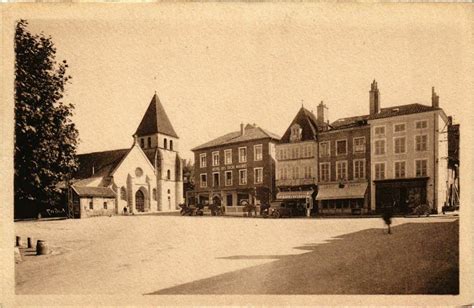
(369, 103, 440, 120)
(280, 107, 329, 143)
(72, 186, 116, 198)
(135, 94, 179, 138)
(142, 148, 158, 167)
(73, 148, 130, 180)
(192, 124, 280, 151)
(330, 114, 370, 130)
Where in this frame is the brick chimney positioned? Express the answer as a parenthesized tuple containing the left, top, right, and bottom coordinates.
(240, 123, 245, 136)
(317, 101, 326, 123)
(369, 79, 381, 115)
(432, 87, 439, 108)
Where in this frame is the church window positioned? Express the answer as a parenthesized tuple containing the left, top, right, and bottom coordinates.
(140, 138, 145, 148)
(89, 201, 93, 210)
(167, 169, 171, 180)
(170, 140, 173, 151)
(120, 187, 127, 200)
(147, 137, 151, 148)
(164, 138, 168, 149)
(103, 202, 107, 210)
(153, 188, 157, 201)
(167, 189, 170, 194)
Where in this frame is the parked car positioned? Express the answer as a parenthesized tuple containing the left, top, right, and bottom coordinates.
(269, 200, 306, 218)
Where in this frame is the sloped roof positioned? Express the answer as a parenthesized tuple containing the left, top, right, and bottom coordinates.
(331, 114, 370, 130)
(142, 148, 158, 167)
(135, 94, 179, 138)
(72, 186, 116, 198)
(73, 148, 130, 180)
(369, 103, 440, 120)
(192, 124, 280, 151)
(280, 107, 329, 143)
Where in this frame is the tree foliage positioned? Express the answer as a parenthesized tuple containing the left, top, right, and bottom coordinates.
(14, 20, 79, 217)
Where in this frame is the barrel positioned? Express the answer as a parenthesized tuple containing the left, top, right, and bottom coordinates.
(27, 237, 33, 248)
(36, 240, 50, 255)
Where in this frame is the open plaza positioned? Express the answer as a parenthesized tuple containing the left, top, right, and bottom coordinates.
(15, 214, 459, 295)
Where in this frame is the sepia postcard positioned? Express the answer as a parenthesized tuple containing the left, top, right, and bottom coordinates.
(1, 3, 473, 307)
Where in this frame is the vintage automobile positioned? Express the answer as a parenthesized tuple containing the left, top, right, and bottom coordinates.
(270, 200, 307, 218)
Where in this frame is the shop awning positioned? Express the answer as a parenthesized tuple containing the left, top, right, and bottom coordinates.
(316, 182, 368, 200)
(276, 190, 313, 200)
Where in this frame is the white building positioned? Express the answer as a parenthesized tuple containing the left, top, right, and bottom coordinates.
(368, 83, 449, 214)
(70, 93, 183, 218)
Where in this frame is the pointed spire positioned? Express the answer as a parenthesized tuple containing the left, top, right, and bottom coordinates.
(135, 93, 179, 138)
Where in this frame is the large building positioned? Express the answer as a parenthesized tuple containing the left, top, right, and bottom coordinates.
(191, 123, 280, 215)
(316, 114, 371, 215)
(275, 103, 328, 215)
(70, 93, 183, 218)
(368, 84, 449, 214)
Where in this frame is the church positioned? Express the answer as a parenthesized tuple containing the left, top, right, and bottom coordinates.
(69, 93, 184, 218)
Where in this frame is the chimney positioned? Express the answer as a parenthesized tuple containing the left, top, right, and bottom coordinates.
(240, 123, 245, 136)
(432, 87, 439, 108)
(369, 79, 381, 115)
(317, 101, 326, 123)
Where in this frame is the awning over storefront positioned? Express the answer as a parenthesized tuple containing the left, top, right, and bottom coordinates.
(276, 190, 313, 200)
(316, 182, 368, 201)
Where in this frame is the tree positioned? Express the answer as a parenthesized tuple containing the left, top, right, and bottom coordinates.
(14, 20, 78, 218)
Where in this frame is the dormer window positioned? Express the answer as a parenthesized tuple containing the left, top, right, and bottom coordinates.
(289, 124, 302, 142)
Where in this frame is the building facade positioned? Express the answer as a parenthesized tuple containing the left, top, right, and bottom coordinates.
(275, 103, 328, 215)
(70, 93, 184, 217)
(316, 119, 371, 215)
(368, 85, 449, 214)
(191, 123, 280, 215)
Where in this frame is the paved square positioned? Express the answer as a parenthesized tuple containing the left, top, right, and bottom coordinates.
(15, 215, 458, 294)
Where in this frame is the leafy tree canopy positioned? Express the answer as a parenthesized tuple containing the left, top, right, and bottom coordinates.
(14, 20, 79, 217)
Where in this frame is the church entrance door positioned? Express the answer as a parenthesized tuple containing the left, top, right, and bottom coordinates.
(135, 190, 145, 212)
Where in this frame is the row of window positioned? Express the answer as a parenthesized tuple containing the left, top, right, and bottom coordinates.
(374, 120, 428, 136)
(200, 168, 264, 187)
(140, 137, 174, 150)
(374, 135, 427, 155)
(374, 159, 428, 180)
(319, 160, 366, 182)
(278, 165, 314, 180)
(200, 145, 263, 168)
(319, 137, 366, 157)
(277, 144, 314, 160)
(88, 201, 109, 210)
(119, 187, 164, 201)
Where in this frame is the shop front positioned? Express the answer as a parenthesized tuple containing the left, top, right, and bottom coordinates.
(374, 177, 428, 214)
(276, 190, 315, 217)
(316, 182, 368, 215)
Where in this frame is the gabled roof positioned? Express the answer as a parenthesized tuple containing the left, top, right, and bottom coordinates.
(73, 148, 130, 180)
(369, 103, 440, 120)
(135, 93, 179, 138)
(280, 107, 328, 143)
(72, 186, 116, 198)
(192, 124, 280, 151)
(142, 148, 158, 167)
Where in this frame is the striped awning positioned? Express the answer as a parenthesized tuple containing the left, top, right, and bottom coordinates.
(316, 182, 368, 201)
(276, 190, 313, 200)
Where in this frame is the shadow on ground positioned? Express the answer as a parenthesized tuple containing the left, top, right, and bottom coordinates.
(150, 221, 458, 295)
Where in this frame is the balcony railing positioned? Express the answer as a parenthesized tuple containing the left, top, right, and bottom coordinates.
(276, 178, 318, 187)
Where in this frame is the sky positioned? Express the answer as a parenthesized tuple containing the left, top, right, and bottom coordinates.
(25, 5, 472, 162)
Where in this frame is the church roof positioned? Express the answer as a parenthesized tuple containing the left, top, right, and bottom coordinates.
(280, 107, 328, 143)
(134, 93, 179, 138)
(72, 186, 116, 198)
(192, 124, 280, 151)
(73, 148, 130, 180)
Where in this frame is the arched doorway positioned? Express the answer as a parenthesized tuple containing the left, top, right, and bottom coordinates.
(135, 190, 145, 212)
